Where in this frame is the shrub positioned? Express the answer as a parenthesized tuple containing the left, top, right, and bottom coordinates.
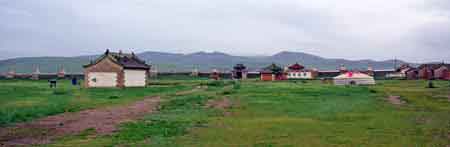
(108, 95, 120, 99)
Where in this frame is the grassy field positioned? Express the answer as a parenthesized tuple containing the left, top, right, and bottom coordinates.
(0, 79, 192, 126)
(1, 79, 449, 146)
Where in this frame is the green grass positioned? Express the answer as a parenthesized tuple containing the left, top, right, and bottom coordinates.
(0, 79, 191, 126)
(1, 79, 449, 146)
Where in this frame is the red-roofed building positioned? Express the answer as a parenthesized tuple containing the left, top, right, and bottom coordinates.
(286, 62, 318, 79)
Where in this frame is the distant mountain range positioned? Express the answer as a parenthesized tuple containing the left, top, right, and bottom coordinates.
(0, 51, 410, 73)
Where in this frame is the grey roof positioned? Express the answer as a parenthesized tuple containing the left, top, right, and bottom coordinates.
(84, 50, 150, 70)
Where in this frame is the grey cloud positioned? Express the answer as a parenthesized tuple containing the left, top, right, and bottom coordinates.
(0, 0, 449, 62)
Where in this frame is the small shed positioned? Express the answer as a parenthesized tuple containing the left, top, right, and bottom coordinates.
(31, 66, 40, 80)
(260, 63, 285, 81)
(339, 64, 348, 74)
(210, 69, 220, 80)
(191, 68, 199, 77)
(232, 64, 248, 80)
(334, 72, 376, 85)
(6, 68, 15, 79)
(83, 50, 151, 88)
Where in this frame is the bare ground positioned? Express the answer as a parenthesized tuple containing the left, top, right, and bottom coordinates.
(387, 96, 406, 105)
(205, 97, 236, 116)
(0, 96, 161, 146)
(205, 97, 233, 110)
(175, 86, 207, 96)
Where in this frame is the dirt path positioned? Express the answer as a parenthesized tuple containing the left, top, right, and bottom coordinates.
(387, 95, 405, 105)
(0, 96, 161, 146)
(205, 97, 238, 116)
(175, 86, 207, 96)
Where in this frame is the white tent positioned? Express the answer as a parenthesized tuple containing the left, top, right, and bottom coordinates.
(334, 72, 376, 85)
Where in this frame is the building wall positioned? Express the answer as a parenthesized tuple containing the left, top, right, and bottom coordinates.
(87, 72, 118, 87)
(261, 73, 273, 81)
(124, 69, 147, 87)
(334, 78, 376, 85)
(434, 67, 449, 80)
(287, 71, 313, 79)
(406, 71, 418, 80)
(418, 68, 433, 80)
(84, 58, 124, 88)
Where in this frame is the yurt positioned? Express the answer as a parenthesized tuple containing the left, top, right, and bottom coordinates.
(333, 72, 376, 85)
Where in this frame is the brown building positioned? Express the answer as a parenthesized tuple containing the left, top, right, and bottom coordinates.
(418, 63, 450, 80)
(83, 50, 151, 88)
(434, 64, 450, 80)
(260, 63, 285, 81)
(405, 68, 419, 80)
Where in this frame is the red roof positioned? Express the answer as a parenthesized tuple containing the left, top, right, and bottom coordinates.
(288, 63, 305, 70)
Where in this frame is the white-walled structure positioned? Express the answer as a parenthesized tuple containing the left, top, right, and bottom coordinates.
(334, 72, 376, 85)
(286, 63, 317, 79)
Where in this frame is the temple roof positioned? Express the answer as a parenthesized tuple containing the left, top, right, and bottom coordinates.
(261, 63, 283, 73)
(84, 50, 151, 70)
(288, 62, 305, 70)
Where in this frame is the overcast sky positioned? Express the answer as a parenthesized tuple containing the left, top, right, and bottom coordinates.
(0, 0, 449, 62)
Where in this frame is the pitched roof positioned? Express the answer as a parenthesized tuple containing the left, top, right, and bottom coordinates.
(261, 63, 283, 73)
(84, 50, 151, 70)
(233, 64, 247, 70)
(396, 64, 412, 72)
(405, 68, 418, 73)
(288, 62, 305, 70)
(418, 63, 450, 70)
